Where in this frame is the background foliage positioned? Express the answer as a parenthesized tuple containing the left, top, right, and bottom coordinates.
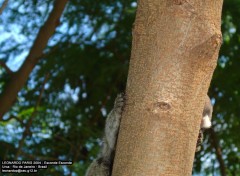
(0, 0, 239, 175)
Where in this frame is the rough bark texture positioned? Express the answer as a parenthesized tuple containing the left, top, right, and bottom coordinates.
(0, 0, 68, 119)
(112, 0, 223, 175)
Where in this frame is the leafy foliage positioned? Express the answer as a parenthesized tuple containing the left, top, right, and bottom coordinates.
(0, 0, 239, 175)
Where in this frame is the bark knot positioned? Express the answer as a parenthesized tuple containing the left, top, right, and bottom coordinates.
(211, 33, 222, 50)
(154, 101, 171, 111)
(173, 0, 186, 5)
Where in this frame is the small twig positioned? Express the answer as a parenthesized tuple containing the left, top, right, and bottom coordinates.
(92, 73, 123, 124)
(0, 60, 13, 74)
(54, 134, 75, 150)
(0, 0, 8, 15)
(15, 73, 50, 159)
(21, 151, 59, 161)
(209, 128, 227, 176)
(36, 44, 59, 61)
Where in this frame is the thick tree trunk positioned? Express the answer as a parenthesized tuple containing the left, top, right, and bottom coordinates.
(112, 0, 223, 175)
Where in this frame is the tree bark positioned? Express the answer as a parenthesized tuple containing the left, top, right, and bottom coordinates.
(112, 0, 223, 175)
(0, 0, 8, 15)
(0, 0, 68, 119)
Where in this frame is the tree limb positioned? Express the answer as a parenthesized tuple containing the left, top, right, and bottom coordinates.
(15, 73, 49, 159)
(0, 0, 68, 119)
(209, 128, 227, 176)
(0, 0, 8, 15)
(0, 60, 13, 74)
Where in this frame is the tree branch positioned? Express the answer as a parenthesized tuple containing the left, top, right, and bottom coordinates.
(15, 73, 49, 159)
(0, 0, 68, 119)
(209, 128, 227, 176)
(0, 0, 8, 15)
(0, 60, 13, 74)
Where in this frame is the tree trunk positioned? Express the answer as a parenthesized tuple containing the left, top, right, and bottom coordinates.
(112, 0, 223, 175)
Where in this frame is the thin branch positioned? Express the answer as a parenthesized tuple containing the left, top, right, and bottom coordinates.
(54, 134, 75, 150)
(15, 73, 49, 159)
(209, 128, 227, 176)
(0, 0, 68, 119)
(0, 0, 8, 15)
(36, 44, 60, 61)
(21, 151, 59, 161)
(1, 140, 58, 160)
(0, 60, 13, 74)
(92, 73, 124, 124)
